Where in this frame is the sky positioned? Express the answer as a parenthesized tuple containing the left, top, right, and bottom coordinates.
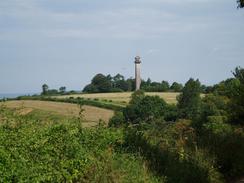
(0, 0, 243, 94)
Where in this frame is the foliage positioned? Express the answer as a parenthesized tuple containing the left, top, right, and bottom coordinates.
(41, 84, 48, 95)
(83, 73, 183, 93)
(199, 122, 244, 179)
(59, 86, 66, 94)
(0, 108, 163, 183)
(141, 80, 171, 92)
(108, 112, 125, 127)
(228, 67, 244, 125)
(170, 82, 183, 92)
(177, 78, 202, 120)
(123, 121, 223, 183)
(41, 84, 69, 96)
(237, 0, 244, 8)
(193, 94, 229, 129)
(123, 91, 168, 123)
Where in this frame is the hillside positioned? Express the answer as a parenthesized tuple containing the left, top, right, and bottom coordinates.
(4, 100, 114, 127)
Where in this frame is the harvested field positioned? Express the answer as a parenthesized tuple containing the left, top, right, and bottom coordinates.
(4, 100, 114, 125)
(55, 92, 180, 104)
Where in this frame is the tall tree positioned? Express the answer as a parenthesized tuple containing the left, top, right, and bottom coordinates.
(170, 82, 183, 92)
(42, 84, 49, 95)
(59, 86, 66, 94)
(177, 78, 202, 119)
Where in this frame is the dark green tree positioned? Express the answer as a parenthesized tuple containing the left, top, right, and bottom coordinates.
(170, 82, 183, 92)
(177, 78, 202, 119)
(124, 90, 167, 123)
(91, 74, 112, 92)
(229, 67, 244, 124)
(59, 86, 66, 94)
(42, 84, 49, 95)
(161, 80, 170, 91)
(238, 0, 244, 8)
(83, 84, 98, 93)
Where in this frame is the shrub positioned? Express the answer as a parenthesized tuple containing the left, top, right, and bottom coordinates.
(177, 78, 202, 120)
(108, 112, 125, 127)
(124, 91, 167, 123)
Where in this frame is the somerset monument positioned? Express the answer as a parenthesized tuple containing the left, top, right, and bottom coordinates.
(135, 56, 142, 91)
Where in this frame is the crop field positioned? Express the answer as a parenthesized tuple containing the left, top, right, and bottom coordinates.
(3, 100, 114, 127)
(55, 92, 180, 104)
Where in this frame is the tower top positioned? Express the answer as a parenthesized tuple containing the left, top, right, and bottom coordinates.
(135, 56, 141, 64)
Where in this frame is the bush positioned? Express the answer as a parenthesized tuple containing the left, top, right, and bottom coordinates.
(123, 122, 223, 183)
(177, 78, 202, 120)
(124, 94, 167, 123)
(108, 112, 125, 127)
(200, 122, 244, 179)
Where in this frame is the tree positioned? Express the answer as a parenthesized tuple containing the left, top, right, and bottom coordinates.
(177, 78, 202, 119)
(170, 82, 183, 92)
(83, 84, 98, 93)
(42, 84, 49, 95)
(59, 86, 66, 94)
(161, 80, 170, 91)
(238, 0, 244, 8)
(124, 90, 167, 123)
(229, 67, 244, 124)
(91, 74, 112, 92)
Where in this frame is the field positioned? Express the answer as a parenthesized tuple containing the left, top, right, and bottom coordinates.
(55, 92, 180, 104)
(3, 100, 114, 127)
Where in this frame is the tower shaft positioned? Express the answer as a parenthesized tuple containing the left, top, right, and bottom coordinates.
(134, 56, 141, 91)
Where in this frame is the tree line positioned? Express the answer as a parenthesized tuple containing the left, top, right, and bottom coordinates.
(83, 73, 186, 93)
(41, 84, 77, 96)
(82, 73, 232, 94)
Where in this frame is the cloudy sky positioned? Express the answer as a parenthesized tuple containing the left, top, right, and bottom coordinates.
(0, 0, 243, 93)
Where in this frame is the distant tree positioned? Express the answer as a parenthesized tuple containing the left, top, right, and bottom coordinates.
(126, 78, 135, 91)
(112, 74, 128, 91)
(42, 84, 49, 95)
(170, 82, 183, 92)
(205, 86, 214, 93)
(146, 78, 152, 85)
(83, 84, 98, 93)
(161, 80, 170, 91)
(91, 74, 112, 92)
(46, 89, 59, 95)
(194, 94, 229, 129)
(238, 0, 244, 8)
(213, 78, 240, 97)
(59, 86, 66, 94)
(177, 78, 202, 119)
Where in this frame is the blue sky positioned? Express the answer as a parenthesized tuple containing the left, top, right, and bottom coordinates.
(0, 0, 243, 93)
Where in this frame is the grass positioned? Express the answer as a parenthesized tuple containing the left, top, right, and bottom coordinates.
(55, 92, 180, 104)
(3, 100, 114, 127)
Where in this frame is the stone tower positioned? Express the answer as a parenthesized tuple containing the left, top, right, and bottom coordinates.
(135, 56, 141, 91)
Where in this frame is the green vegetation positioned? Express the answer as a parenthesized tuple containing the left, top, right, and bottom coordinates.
(1, 67, 244, 182)
(109, 67, 244, 182)
(83, 73, 186, 93)
(177, 78, 202, 120)
(0, 106, 164, 182)
(41, 84, 78, 96)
